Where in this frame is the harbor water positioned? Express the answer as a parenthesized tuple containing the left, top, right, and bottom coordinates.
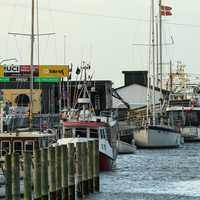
(2, 142, 200, 200)
(85, 142, 200, 200)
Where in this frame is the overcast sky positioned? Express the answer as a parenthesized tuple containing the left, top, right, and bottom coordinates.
(0, 0, 200, 88)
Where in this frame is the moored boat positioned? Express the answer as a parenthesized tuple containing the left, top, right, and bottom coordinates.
(117, 140, 136, 154)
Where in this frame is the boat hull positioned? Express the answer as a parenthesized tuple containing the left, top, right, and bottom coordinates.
(133, 126, 181, 148)
(54, 138, 117, 171)
(116, 140, 137, 154)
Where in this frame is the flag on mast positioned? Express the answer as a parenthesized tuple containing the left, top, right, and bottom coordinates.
(161, 5, 172, 16)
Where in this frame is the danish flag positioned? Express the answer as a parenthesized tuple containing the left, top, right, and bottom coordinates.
(161, 5, 172, 16)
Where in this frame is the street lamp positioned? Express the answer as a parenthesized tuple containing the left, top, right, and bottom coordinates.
(0, 58, 18, 65)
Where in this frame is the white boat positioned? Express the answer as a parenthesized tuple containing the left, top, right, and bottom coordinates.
(166, 63, 200, 141)
(53, 61, 118, 171)
(117, 140, 136, 154)
(132, 0, 182, 148)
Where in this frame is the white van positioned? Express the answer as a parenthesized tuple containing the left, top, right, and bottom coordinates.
(8, 106, 29, 116)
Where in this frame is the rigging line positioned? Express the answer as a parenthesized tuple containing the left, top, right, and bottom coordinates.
(2, 2, 200, 28)
(14, 35, 23, 64)
(8, 0, 18, 32)
(42, 35, 50, 65)
(21, 0, 28, 59)
(47, 0, 58, 64)
(133, 0, 147, 44)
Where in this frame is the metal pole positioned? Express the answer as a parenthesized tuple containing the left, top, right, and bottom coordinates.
(152, 0, 156, 125)
(159, 0, 162, 110)
(30, 0, 34, 129)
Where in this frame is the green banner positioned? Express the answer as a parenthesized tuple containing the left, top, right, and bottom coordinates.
(0, 77, 10, 82)
(34, 77, 59, 82)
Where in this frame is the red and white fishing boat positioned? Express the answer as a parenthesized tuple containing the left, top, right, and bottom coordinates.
(54, 62, 118, 171)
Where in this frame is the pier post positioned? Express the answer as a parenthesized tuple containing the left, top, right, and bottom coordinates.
(24, 151, 32, 200)
(12, 153, 20, 200)
(49, 147, 56, 200)
(41, 148, 48, 200)
(68, 143, 75, 200)
(82, 142, 89, 195)
(93, 140, 99, 191)
(55, 146, 62, 200)
(34, 149, 41, 200)
(76, 142, 82, 198)
(87, 140, 93, 193)
(5, 154, 12, 200)
(61, 144, 68, 200)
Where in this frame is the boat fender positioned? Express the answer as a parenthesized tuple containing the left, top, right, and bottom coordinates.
(77, 113, 79, 121)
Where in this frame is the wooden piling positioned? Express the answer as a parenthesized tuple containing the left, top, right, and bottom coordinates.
(41, 148, 48, 200)
(87, 140, 93, 193)
(68, 143, 75, 200)
(55, 146, 62, 200)
(49, 147, 56, 200)
(34, 149, 41, 200)
(61, 144, 68, 200)
(76, 142, 82, 198)
(5, 154, 12, 200)
(93, 140, 99, 191)
(24, 151, 32, 200)
(82, 142, 89, 195)
(12, 153, 20, 200)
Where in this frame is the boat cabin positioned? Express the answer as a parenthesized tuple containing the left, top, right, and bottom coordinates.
(0, 131, 55, 157)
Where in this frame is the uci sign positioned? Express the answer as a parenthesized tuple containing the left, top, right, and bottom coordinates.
(4, 65, 20, 73)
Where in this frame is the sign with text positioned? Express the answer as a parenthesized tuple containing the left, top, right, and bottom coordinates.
(1, 65, 69, 77)
(34, 77, 59, 82)
(40, 65, 68, 77)
(0, 77, 10, 82)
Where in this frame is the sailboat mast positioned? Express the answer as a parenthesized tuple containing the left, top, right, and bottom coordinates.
(159, 0, 162, 109)
(151, 0, 156, 125)
(30, 0, 34, 129)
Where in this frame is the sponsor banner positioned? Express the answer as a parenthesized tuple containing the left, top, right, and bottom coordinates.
(34, 77, 59, 82)
(40, 65, 68, 77)
(2, 65, 68, 77)
(20, 65, 39, 73)
(4, 65, 20, 73)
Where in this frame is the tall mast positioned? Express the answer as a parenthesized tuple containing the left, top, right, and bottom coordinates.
(151, 0, 156, 125)
(30, 0, 34, 129)
(159, 0, 162, 110)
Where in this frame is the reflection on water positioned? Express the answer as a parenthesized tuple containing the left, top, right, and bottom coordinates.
(85, 142, 200, 200)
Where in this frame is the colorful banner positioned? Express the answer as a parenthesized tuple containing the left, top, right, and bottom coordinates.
(40, 65, 68, 77)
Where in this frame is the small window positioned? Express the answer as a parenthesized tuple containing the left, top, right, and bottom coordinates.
(64, 128, 73, 138)
(13, 141, 23, 156)
(25, 141, 34, 155)
(76, 128, 87, 137)
(1, 141, 10, 156)
(90, 129, 98, 138)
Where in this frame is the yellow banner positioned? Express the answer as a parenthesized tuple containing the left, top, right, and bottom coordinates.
(0, 65, 4, 77)
(40, 65, 68, 77)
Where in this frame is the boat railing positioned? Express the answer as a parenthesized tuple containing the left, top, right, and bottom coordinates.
(6, 114, 61, 131)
